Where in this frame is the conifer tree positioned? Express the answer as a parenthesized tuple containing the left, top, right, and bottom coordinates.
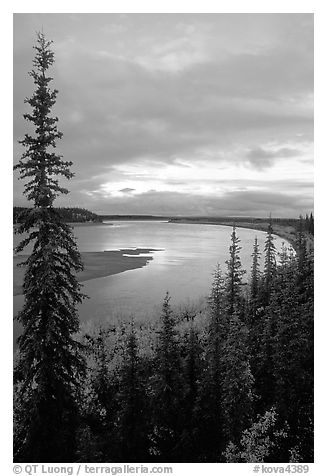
(221, 314, 254, 445)
(305, 214, 309, 233)
(225, 225, 246, 316)
(309, 212, 314, 236)
(223, 408, 287, 463)
(176, 322, 202, 461)
(271, 250, 314, 461)
(248, 237, 264, 402)
(250, 236, 261, 301)
(209, 264, 228, 340)
(195, 264, 226, 460)
(254, 243, 289, 414)
(76, 327, 117, 462)
(13, 32, 85, 462)
(278, 242, 289, 270)
(151, 293, 182, 461)
(116, 323, 150, 461)
(263, 216, 277, 304)
(295, 216, 308, 281)
(183, 323, 200, 422)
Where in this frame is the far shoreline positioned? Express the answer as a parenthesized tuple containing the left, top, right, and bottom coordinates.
(168, 218, 298, 248)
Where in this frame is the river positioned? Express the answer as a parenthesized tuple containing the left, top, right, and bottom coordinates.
(13, 220, 288, 340)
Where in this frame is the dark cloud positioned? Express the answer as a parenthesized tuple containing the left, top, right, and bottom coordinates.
(73, 189, 313, 218)
(119, 188, 135, 193)
(246, 146, 301, 169)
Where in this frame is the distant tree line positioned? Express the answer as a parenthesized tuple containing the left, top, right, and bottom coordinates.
(169, 215, 314, 240)
(99, 215, 166, 221)
(169, 216, 302, 226)
(14, 206, 102, 224)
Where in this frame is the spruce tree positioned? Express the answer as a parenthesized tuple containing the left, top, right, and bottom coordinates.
(250, 236, 261, 301)
(309, 212, 314, 236)
(221, 314, 254, 445)
(271, 251, 314, 461)
(209, 264, 228, 341)
(248, 237, 264, 405)
(151, 293, 182, 461)
(225, 225, 246, 316)
(14, 32, 85, 462)
(223, 408, 287, 463)
(76, 327, 116, 462)
(295, 216, 308, 281)
(305, 214, 309, 233)
(116, 323, 150, 461)
(183, 323, 200, 424)
(263, 216, 277, 304)
(195, 264, 226, 461)
(176, 321, 202, 461)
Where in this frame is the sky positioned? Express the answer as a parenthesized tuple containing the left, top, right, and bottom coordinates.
(13, 13, 314, 217)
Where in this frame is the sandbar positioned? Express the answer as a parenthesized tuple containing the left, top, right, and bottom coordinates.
(13, 248, 160, 296)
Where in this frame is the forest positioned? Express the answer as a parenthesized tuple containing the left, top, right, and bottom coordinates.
(14, 218, 314, 463)
(13, 32, 314, 464)
(75, 220, 313, 463)
(14, 206, 102, 224)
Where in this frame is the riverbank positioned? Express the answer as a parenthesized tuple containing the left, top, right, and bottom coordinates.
(169, 218, 299, 247)
(13, 249, 160, 296)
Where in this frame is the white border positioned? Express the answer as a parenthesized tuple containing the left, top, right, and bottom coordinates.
(3, 2, 325, 473)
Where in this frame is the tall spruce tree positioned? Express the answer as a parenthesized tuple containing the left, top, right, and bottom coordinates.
(14, 32, 85, 462)
(221, 314, 254, 445)
(250, 236, 261, 301)
(209, 264, 228, 341)
(176, 321, 202, 461)
(263, 216, 277, 304)
(225, 225, 246, 316)
(271, 247, 314, 461)
(248, 237, 264, 405)
(195, 264, 226, 461)
(116, 323, 150, 462)
(151, 293, 182, 461)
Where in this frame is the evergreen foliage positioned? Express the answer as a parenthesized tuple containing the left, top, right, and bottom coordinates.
(13, 36, 313, 464)
(209, 264, 228, 340)
(73, 232, 313, 463)
(223, 408, 287, 462)
(150, 293, 183, 461)
(13, 33, 86, 462)
(263, 216, 277, 304)
(194, 264, 226, 461)
(304, 213, 314, 236)
(116, 323, 150, 461)
(221, 314, 254, 444)
(14, 206, 102, 224)
(250, 236, 261, 301)
(176, 321, 202, 461)
(13, 221, 311, 463)
(225, 225, 246, 316)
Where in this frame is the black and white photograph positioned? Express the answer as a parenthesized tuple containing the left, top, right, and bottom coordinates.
(12, 11, 314, 467)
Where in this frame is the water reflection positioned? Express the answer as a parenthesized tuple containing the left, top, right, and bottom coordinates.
(14, 221, 289, 338)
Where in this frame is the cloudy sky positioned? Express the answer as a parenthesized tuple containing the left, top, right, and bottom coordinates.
(13, 13, 313, 217)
